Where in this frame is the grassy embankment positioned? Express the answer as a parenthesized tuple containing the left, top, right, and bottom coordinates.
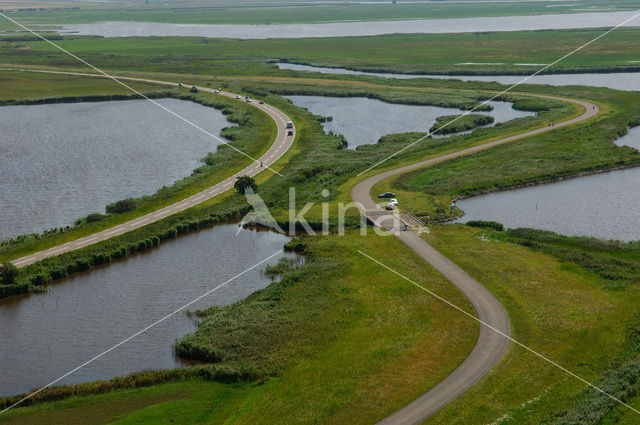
(371, 86, 640, 222)
(0, 71, 276, 258)
(0, 72, 579, 296)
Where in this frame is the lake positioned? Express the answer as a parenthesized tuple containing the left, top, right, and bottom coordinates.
(62, 10, 640, 38)
(0, 98, 232, 240)
(0, 223, 292, 396)
(285, 95, 535, 148)
(277, 63, 640, 92)
(453, 126, 640, 241)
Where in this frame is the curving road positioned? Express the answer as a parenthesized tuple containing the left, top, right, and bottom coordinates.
(5, 69, 295, 268)
(352, 95, 599, 425)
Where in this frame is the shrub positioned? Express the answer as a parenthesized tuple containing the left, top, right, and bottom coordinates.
(106, 199, 137, 214)
(466, 220, 504, 231)
(234, 175, 257, 194)
(0, 262, 19, 284)
(86, 213, 105, 223)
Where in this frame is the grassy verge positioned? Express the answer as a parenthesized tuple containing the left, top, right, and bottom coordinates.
(378, 87, 640, 222)
(0, 73, 276, 263)
(420, 224, 640, 425)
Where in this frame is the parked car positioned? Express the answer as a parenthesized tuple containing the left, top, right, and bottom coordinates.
(389, 198, 398, 205)
(385, 202, 395, 211)
(287, 130, 294, 136)
(378, 192, 395, 198)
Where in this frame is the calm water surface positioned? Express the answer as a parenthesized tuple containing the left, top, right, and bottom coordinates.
(63, 11, 640, 38)
(0, 224, 291, 396)
(285, 95, 534, 148)
(454, 126, 640, 241)
(277, 63, 640, 92)
(0, 99, 232, 240)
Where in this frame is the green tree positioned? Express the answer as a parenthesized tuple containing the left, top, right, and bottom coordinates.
(0, 262, 19, 285)
(234, 175, 257, 195)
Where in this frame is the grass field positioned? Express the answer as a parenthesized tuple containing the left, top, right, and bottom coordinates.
(2, 27, 640, 76)
(4, 224, 640, 424)
(0, 231, 478, 424)
(2, 26, 640, 423)
(0, 0, 637, 29)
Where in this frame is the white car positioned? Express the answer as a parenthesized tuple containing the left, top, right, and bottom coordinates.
(214, 89, 220, 93)
(235, 95, 242, 99)
(385, 202, 395, 211)
(389, 198, 399, 205)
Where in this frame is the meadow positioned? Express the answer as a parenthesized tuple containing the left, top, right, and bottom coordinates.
(1, 29, 640, 423)
(4, 224, 640, 424)
(2, 27, 640, 76)
(0, 0, 637, 29)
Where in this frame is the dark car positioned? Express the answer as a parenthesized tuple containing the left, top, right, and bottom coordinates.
(287, 130, 294, 136)
(378, 192, 395, 198)
(259, 100, 265, 104)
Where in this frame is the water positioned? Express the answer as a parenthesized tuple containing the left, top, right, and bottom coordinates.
(277, 63, 640, 92)
(454, 126, 640, 241)
(285, 95, 535, 148)
(0, 224, 292, 397)
(0, 99, 232, 240)
(62, 10, 640, 39)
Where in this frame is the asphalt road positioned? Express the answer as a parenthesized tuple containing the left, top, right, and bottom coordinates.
(8, 70, 295, 268)
(352, 95, 599, 425)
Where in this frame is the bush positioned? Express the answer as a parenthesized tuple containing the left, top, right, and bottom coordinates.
(234, 175, 257, 194)
(86, 213, 105, 223)
(466, 220, 504, 231)
(106, 199, 137, 214)
(0, 262, 19, 284)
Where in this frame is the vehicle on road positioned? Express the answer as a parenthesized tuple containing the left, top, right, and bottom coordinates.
(235, 95, 242, 100)
(389, 198, 398, 205)
(178, 82, 183, 87)
(287, 130, 294, 136)
(259, 100, 264, 104)
(213, 88, 220, 93)
(285, 121, 294, 129)
(245, 95, 251, 102)
(190, 85, 198, 93)
(378, 192, 396, 198)
(385, 202, 395, 210)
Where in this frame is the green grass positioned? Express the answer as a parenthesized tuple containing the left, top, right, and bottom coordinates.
(430, 113, 495, 135)
(0, 231, 478, 424)
(3, 26, 640, 77)
(0, 72, 277, 264)
(381, 87, 640, 222)
(1, 0, 636, 28)
(420, 224, 640, 425)
(7, 224, 640, 424)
